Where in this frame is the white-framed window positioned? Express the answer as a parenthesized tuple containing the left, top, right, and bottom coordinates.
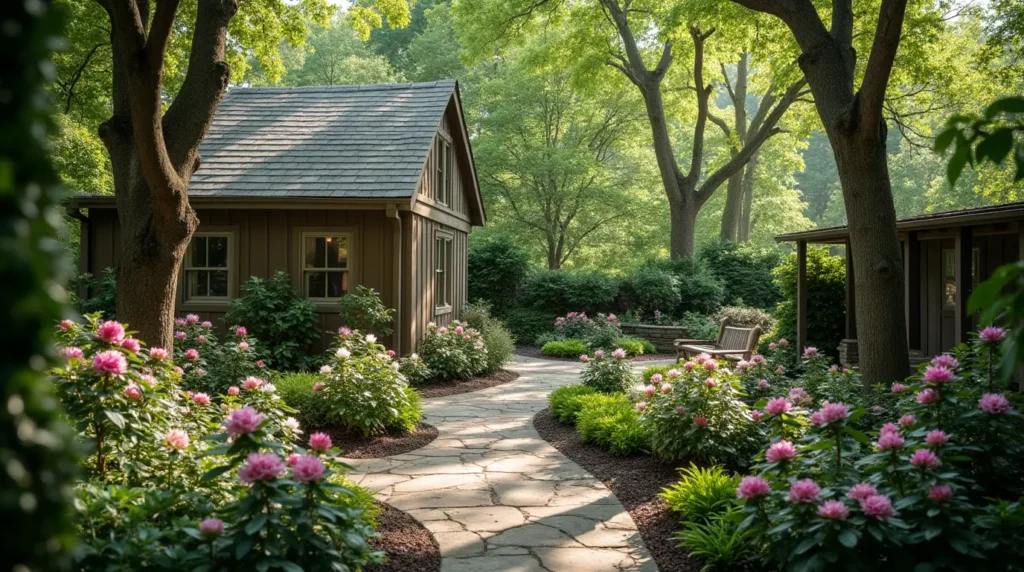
(434, 231, 453, 312)
(433, 134, 452, 206)
(302, 233, 351, 299)
(185, 233, 232, 300)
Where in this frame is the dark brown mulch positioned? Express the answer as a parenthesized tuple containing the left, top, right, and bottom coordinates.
(320, 423, 438, 459)
(533, 407, 701, 572)
(366, 501, 441, 572)
(416, 369, 520, 398)
(515, 345, 677, 363)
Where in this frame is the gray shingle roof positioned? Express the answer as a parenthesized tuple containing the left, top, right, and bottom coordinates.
(190, 81, 456, 199)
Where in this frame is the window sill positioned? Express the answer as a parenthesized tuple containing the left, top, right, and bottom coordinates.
(180, 299, 232, 313)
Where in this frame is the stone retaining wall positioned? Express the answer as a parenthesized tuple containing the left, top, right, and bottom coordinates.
(620, 324, 689, 353)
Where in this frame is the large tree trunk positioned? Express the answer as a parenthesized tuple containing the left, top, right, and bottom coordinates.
(738, 152, 758, 241)
(720, 168, 743, 241)
(670, 194, 699, 256)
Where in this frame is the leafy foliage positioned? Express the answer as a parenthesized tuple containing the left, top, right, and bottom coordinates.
(698, 240, 783, 309)
(660, 465, 740, 523)
(224, 272, 321, 371)
(575, 393, 650, 456)
(936, 96, 1024, 184)
(275, 372, 333, 429)
(498, 307, 559, 346)
(541, 339, 590, 358)
(682, 312, 720, 340)
(467, 235, 531, 314)
(520, 270, 620, 315)
(172, 318, 266, 394)
(616, 337, 657, 356)
(626, 265, 682, 318)
(418, 321, 489, 381)
(548, 384, 598, 424)
(70, 267, 117, 318)
(773, 247, 846, 358)
(713, 306, 775, 333)
(337, 285, 395, 337)
(462, 302, 516, 373)
(580, 349, 636, 393)
(674, 508, 758, 572)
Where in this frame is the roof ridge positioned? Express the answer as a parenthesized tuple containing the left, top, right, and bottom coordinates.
(228, 80, 456, 95)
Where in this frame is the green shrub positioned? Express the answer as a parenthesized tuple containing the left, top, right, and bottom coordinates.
(463, 302, 516, 373)
(548, 384, 597, 423)
(69, 267, 117, 318)
(712, 305, 775, 332)
(698, 239, 782, 309)
(419, 322, 488, 381)
(172, 318, 265, 395)
(629, 266, 681, 317)
(534, 332, 561, 347)
(575, 393, 649, 455)
(397, 353, 432, 385)
(499, 308, 558, 346)
(616, 337, 656, 356)
(649, 257, 726, 315)
(321, 331, 422, 434)
(276, 372, 333, 428)
(332, 476, 381, 528)
(580, 349, 635, 393)
(337, 285, 395, 337)
(468, 235, 531, 314)
(674, 508, 758, 571)
(642, 365, 672, 383)
(225, 272, 321, 371)
(682, 312, 719, 340)
(542, 339, 589, 357)
(520, 270, 620, 315)
(659, 464, 740, 523)
(773, 246, 846, 358)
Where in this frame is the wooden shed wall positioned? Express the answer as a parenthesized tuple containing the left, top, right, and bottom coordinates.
(83, 207, 397, 352)
(416, 109, 472, 220)
(403, 213, 468, 352)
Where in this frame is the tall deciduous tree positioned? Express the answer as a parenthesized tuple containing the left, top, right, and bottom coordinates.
(91, 0, 405, 348)
(727, 0, 912, 383)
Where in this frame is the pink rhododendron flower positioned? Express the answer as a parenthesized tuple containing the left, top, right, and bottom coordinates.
(455, 326, 464, 335)
(438, 327, 449, 334)
(931, 354, 959, 369)
(192, 393, 211, 406)
(661, 383, 672, 393)
(292, 454, 327, 483)
(243, 376, 263, 390)
(226, 407, 264, 435)
(703, 360, 718, 371)
(876, 432, 904, 451)
(238, 341, 249, 351)
(287, 453, 301, 466)
(891, 383, 906, 393)
(910, 449, 940, 469)
(766, 440, 797, 462)
(196, 368, 207, 376)
(594, 350, 605, 359)
(788, 479, 820, 503)
(872, 405, 883, 413)
(922, 365, 954, 384)
(695, 353, 710, 363)
(235, 326, 247, 337)
(704, 378, 717, 388)
(184, 348, 199, 360)
(847, 483, 878, 501)
(312, 381, 325, 392)
(765, 397, 791, 416)
(683, 361, 696, 371)
(256, 360, 266, 368)
(817, 500, 850, 520)
(612, 348, 627, 359)
(788, 388, 810, 402)
(228, 386, 240, 396)
(979, 326, 1007, 343)
(810, 410, 825, 426)
(175, 318, 186, 327)
(667, 369, 681, 378)
(899, 414, 916, 427)
(916, 388, 939, 405)
(173, 366, 184, 375)
(63, 346, 83, 359)
(803, 346, 819, 358)
(309, 432, 332, 451)
(643, 385, 656, 396)
(93, 350, 127, 375)
(819, 402, 850, 424)
(736, 360, 750, 370)
(149, 347, 168, 360)
(776, 366, 786, 375)
(758, 379, 769, 389)
(463, 334, 471, 341)
(751, 354, 765, 364)
(201, 321, 213, 329)
(768, 342, 778, 350)
(164, 429, 189, 450)
(751, 410, 763, 421)
(607, 314, 617, 322)
(239, 452, 284, 482)
(387, 350, 396, 358)
(175, 331, 187, 341)
(59, 319, 74, 331)
(139, 374, 156, 388)
(635, 402, 647, 412)
(859, 494, 894, 520)
(978, 393, 1012, 415)
(185, 314, 200, 324)
(650, 373, 663, 383)
(929, 484, 953, 503)
(120, 337, 141, 353)
(339, 326, 352, 337)
(124, 385, 142, 400)
(199, 518, 224, 538)
(693, 415, 708, 426)
(778, 338, 789, 347)
(197, 335, 207, 344)
(925, 430, 948, 446)
(675, 405, 686, 414)
(97, 320, 126, 343)
(736, 476, 771, 500)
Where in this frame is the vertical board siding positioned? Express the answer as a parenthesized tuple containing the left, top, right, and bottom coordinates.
(406, 213, 469, 352)
(417, 108, 471, 219)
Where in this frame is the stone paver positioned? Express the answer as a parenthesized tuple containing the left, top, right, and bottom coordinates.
(343, 357, 658, 571)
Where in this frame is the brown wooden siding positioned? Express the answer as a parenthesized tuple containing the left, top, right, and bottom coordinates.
(416, 108, 472, 221)
(404, 213, 468, 352)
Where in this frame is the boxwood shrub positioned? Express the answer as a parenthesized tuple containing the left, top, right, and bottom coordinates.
(575, 393, 649, 456)
(541, 339, 589, 357)
(548, 384, 597, 423)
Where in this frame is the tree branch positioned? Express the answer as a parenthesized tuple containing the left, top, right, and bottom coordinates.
(831, 0, 853, 48)
(857, 0, 909, 136)
(685, 25, 714, 185)
(147, 0, 180, 72)
(708, 112, 732, 139)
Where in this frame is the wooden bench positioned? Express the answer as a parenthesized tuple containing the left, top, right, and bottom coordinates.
(674, 319, 762, 363)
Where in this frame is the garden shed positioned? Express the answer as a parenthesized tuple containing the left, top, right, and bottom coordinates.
(68, 80, 485, 355)
(776, 202, 1024, 366)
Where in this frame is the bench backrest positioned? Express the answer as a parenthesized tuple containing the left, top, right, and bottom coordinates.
(720, 326, 753, 350)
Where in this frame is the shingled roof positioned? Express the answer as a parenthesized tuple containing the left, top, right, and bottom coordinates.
(189, 80, 458, 199)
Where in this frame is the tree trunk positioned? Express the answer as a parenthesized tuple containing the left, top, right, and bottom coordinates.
(832, 132, 909, 382)
(738, 152, 758, 241)
(669, 193, 699, 257)
(720, 167, 743, 241)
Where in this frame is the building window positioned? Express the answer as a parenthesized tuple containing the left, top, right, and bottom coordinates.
(185, 233, 231, 299)
(942, 247, 981, 309)
(435, 232, 453, 311)
(303, 234, 350, 299)
(434, 134, 451, 206)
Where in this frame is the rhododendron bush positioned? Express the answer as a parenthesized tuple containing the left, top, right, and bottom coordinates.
(171, 315, 266, 395)
(579, 348, 636, 393)
(53, 316, 379, 570)
(417, 320, 489, 381)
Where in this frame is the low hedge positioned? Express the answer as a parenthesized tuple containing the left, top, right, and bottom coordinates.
(575, 393, 649, 456)
(548, 384, 598, 423)
(616, 336, 657, 356)
(541, 339, 589, 357)
(277, 372, 332, 428)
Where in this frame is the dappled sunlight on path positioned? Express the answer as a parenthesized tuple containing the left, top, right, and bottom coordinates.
(343, 357, 657, 571)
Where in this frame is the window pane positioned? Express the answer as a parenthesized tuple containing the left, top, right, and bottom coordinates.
(327, 236, 348, 269)
(307, 271, 326, 298)
(208, 236, 228, 268)
(210, 270, 229, 297)
(191, 237, 207, 267)
(327, 272, 346, 298)
(305, 237, 319, 269)
(191, 270, 209, 297)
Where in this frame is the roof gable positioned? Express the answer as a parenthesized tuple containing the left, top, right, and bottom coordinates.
(190, 81, 457, 200)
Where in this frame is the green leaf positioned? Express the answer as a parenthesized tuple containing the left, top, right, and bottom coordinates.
(794, 535, 819, 555)
(838, 528, 858, 549)
(245, 513, 268, 535)
(934, 128, 958, 153)
(947, 142, 971, 185)
(984, 96, 1024, 119)
(200, 465, 232, 483)
(975, 128, 1015, 165)
(104, 410, 127, 429)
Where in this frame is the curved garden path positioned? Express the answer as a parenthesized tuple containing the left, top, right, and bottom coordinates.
(343, 357, 659, 572)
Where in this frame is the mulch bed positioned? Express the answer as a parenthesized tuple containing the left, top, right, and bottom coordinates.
(366, 501, 441, 572)
(533, 407, 701, 572)
(416, 369, 520, 398)
(515, 345, 677, 363)
(320, 423, 439, 459)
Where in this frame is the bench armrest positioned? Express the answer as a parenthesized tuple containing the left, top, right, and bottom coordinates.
(673, 339, 716, 346)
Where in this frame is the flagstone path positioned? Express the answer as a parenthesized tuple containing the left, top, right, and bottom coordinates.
(343, 356, 664, 572)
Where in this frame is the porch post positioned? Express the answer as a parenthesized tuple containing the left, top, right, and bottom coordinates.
(905, 232, 921, 351)
(796, 240, 808, 357)
(845, 239, 856, 339)
(954, 227, 973, 345)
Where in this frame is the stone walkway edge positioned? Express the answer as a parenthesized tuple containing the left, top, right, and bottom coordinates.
(343, 356, 661, 572)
